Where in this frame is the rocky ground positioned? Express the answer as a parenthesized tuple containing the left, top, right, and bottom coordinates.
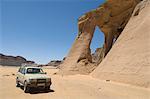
(0, 66, 149, 99)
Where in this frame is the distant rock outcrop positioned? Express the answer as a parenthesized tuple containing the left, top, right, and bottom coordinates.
(46, 60, 62, 67)
(59, 0, 141, 75)
(0, 54, 35, 66)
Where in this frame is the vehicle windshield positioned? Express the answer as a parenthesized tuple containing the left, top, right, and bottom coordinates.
(26, 68, 44, 74)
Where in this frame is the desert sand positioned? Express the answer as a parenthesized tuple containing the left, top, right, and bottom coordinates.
(0, 66, 149, 99)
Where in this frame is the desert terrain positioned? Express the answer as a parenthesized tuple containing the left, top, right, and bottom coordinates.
(0, 66, 149, 99)
(1, 0, 150, 99)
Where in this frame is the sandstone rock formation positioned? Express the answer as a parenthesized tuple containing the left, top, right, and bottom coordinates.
(92, 0, 150, 88)
(59, 0, 141, 75)
(0, 54, 35, 66)
(91, 47, 104, 65)
(46, 60, 62, 67)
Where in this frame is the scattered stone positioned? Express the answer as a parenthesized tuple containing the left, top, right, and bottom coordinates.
(106, 80, 110, 82)
(12, 73, 15, 76)
(3, 74, 10, 77)
(53, 72, 57, 75)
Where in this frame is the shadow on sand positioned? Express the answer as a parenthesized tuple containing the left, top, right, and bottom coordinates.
(29, 88, 55, 94)
(20, 86, 55, 94)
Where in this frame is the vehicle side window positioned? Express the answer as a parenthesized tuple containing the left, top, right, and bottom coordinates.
(21, 68, 25, 74)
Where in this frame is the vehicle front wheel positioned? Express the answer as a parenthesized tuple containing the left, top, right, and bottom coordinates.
(16, 78, 20, 87)
(24, 81, 30, 93)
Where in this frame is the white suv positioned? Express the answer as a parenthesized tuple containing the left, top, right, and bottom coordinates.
(16, 66, 52, 93)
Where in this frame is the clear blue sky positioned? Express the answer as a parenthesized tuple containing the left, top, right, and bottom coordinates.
(0, 0, 105, 64)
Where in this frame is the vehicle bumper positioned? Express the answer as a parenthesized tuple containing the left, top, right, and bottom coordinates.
(27, 81, 52, 88)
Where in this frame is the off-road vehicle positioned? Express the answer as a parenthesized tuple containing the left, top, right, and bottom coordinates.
(16, 65, 52, 93)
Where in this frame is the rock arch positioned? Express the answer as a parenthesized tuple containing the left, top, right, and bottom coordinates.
(58, 0, 141, 75)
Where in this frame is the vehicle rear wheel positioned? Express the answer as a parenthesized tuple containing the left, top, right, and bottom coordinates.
(24, 81, 30, 93)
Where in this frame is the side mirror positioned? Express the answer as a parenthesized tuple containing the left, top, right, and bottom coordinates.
(44, 72, 47, 74)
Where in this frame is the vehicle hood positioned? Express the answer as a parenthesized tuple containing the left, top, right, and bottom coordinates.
(25, 74, 50, 79)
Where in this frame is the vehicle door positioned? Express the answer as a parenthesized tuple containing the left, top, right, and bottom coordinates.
(17, 67, 22, 82)
(19, 68, 26, 84)
(22, 68, 26, 83)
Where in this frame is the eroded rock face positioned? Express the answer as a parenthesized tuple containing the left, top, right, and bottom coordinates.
(0, 54, 35, 66)
(58, 0, 141, 75)
(92, 47, 104, 65)
(92, 0, 150, 88)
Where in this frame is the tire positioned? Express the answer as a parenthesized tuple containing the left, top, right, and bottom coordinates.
(24, 81, 30, 93)
(16, 78, 20, 87)
(45, 85, 50, 90)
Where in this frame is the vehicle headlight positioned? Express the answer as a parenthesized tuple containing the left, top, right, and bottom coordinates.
(47, 78, 51, 82)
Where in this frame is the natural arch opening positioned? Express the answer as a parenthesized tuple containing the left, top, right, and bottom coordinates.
(90, 27, 104, 65)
